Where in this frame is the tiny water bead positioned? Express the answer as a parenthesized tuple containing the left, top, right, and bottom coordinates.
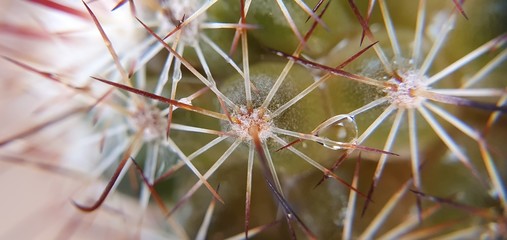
(315, 114, 358, 150)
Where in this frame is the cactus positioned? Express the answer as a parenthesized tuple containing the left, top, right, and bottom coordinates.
(0, 0, 506, 239)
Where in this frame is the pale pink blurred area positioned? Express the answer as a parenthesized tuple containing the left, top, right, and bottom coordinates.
(0, 0, 141, 84)
(0, 162, 172, 239)
(0, 1, 170, 239)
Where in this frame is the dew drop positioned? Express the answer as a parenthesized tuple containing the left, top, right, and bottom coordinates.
(316, 114, 358, 150)
(173, 65, 182, 82)
(178, 97, 192, 105)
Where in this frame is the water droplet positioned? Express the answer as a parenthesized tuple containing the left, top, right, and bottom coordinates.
(173, 67, 182, 82)
(178, 97, 192, 105)
(316, 114, 358, 150)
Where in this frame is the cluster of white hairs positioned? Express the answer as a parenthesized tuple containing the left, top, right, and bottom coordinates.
(0, 0, 506, 239)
